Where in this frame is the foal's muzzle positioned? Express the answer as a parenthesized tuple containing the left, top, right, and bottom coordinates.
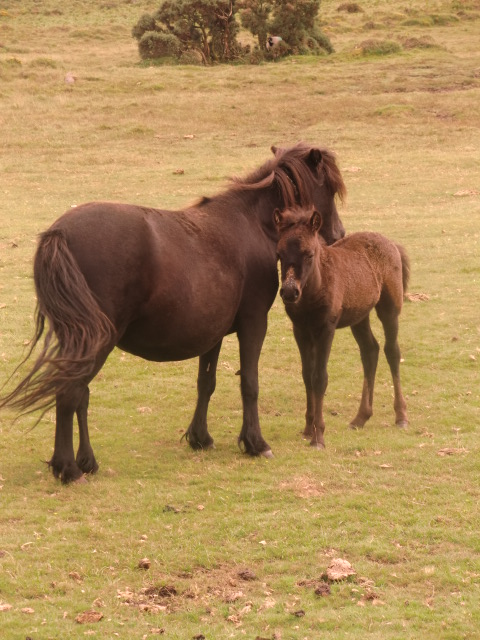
(280, 281, 301, 303)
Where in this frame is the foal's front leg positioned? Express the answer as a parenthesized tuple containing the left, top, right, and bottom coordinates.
(185, 340, 223, 450)
(292, 326, 315, 439)
(310, 326, 335, 449)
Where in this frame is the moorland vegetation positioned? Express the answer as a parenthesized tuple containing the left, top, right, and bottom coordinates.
(0, 0, 479, 638)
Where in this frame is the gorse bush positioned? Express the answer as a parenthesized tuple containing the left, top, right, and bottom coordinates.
(267, 0, 333, 54)
(131, 13, 157, 40)
(138, 32, 182, 60)
(132, 0, 333, 64)
(132, 0, 243, 64)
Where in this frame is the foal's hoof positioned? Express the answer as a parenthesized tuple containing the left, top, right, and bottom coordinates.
(74, 474, 88, 485)
(309, 442, 326, 450)
(396, 420, 408, 429)
(261, 449, 274, 459)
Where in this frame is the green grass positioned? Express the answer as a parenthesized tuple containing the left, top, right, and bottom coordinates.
(1, 0, 479, 638)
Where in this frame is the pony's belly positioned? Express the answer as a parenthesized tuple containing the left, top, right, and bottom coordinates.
(117, 342, 217, 362)
(117, 315, 235, 362)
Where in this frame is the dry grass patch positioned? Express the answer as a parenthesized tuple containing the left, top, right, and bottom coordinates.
(278, 474, 326, 498)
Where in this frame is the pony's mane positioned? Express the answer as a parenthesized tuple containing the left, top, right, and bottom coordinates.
(229, 142, 346, 207)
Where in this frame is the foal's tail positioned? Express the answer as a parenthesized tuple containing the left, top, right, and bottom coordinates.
(396, 243, 411, 294)
(0, 229, 115, 417)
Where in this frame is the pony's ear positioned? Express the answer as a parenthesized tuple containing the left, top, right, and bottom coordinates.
(271, 145, 278, 155)
(310, 209, 323, 233)
(307, 148, 323, 168)
(273, 208, 282, 226)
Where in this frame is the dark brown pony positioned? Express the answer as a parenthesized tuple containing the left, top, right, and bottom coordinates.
(274, 205, 409, 449)
(0, 143, 346, 483)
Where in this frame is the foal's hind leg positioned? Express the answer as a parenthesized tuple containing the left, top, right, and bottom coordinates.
(349, 316, 380, 429)
(377, 307, 408, 427)
(185, 340, 223, 450)
(75, 387, 99, 475)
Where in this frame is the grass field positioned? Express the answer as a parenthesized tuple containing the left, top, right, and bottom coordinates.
(0, 1, 479, 638)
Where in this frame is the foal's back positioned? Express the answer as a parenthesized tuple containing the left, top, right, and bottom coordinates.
(316, 232, 405, 328)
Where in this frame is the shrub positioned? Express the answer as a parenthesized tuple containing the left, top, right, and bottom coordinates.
(30, 57, 57, 68)
(132, 13, 158, 41)
(138, 32, 182, 60)
(153, 0, 241, 64)
(238, 0, 273, 51)
(133, 0, 333, 64)
(337, 2, 363, 12)
(400, 36, 439, 50)
(179, 49, 205, 64)
(356, 39, 402, 56)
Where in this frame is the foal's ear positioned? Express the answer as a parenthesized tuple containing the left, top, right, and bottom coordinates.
(273, 208, 282, 226)
(310, 209, 323, 233)
(307, 148, 323, 168)
(271, 145, 278, 155)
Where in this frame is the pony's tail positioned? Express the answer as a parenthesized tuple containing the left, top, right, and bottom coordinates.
(396, 243, 411, 294)
(0, 228, 116, 417)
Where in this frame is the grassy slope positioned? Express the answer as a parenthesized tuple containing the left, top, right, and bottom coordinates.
(0, 1, 479, 638)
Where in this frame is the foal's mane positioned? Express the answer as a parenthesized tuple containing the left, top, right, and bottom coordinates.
(229, 142, 346, 207)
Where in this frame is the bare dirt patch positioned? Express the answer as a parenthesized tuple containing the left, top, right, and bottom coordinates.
(117, 564, 264, 616)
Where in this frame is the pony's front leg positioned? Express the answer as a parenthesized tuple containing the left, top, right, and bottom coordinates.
(49, 387, 86, 484)
(237, 315, 272, 457)
(75, 387, 99, 475)
(310, 327, 335, 449)
(185, 341, 223, 450)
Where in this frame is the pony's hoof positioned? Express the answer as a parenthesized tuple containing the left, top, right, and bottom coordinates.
(396, 420, 408, 429)
(199, 442, 215, 451)
(74, 474, 88, 485)
(261, 449, 274, 459)
(349, 422, 364, 431)
(310, 442, 325, 450)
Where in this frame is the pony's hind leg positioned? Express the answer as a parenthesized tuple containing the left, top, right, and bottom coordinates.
(377, 308, 408, 428)
(75, 387, 99, 475)
(49, 384, 88, 483)
(349, 316, 380, 429)
(185, 340, 223, 450)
